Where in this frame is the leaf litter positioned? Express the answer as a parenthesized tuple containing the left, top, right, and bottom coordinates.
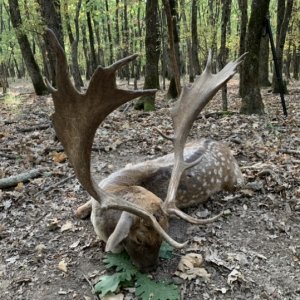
(0, 79, 299, 299)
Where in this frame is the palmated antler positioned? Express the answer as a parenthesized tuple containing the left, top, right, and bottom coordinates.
(162, 50, 247, 224)
(45, 28, 186, 248)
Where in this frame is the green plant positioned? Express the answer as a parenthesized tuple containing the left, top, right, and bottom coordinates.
(94, 246, 179, 300)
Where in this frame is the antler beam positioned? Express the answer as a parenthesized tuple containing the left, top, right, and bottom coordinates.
(162, 51, 247, 223)
(45, 28, 185, 248)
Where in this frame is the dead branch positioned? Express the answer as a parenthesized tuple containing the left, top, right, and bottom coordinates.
(0, 168, 44, 189)
(34, 174, 76, 197)
(0, 151, 17, 159)
(278, 149, 300, 156)
(17, 124, 51, 132)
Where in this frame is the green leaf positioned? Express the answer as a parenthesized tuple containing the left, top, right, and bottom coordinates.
(159, 242, 174, 260)
(94, 273, 122, 296)
(103, 252, 139, 277)
(135, 274, 179, 300)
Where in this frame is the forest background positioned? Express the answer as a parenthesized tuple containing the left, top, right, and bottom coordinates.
(0, 0, 299, 113)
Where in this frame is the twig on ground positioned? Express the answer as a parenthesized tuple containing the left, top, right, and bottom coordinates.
(34, 174, 76, 197)
(0, 151, 17, 159)
(81, 271, 100, 300)
(279, 149, 300, 156)
(0, 168, 44, 189)
(17, 124, 51, 132)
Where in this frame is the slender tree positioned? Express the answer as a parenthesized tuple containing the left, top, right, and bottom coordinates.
(86, 0, 97, 71)
(37, 0, 64, 86)
(219, 0, 232, 111)
(8, 0, 47, 95)
(237, 0, 248, 96)
(259, 31, 271, 86)
(191, 0, 201, 79)
(240, 0, 270, 114)
(272, 0, 294, 93)
(163, 0, 181, 98)
(135, 0, 160, 111)
(64, 0, 83, 90)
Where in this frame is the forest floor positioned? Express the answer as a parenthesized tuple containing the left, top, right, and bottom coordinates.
(0, 77, 300, 300)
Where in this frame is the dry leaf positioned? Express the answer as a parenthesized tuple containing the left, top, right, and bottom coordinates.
(240, 189, 255, 197)
(102, 293, 124, 300)
(47, 218, 60, 231)
(15, 182, 24, 191)
(227, 269, 245, 285)
(69, 239, 80, 249)
(35, 243, 46, 254)
(61, 221, 74, 232)
(52, 152, 67, 163)
(176, 253, 210, 281)
(58, 260, 68, 273)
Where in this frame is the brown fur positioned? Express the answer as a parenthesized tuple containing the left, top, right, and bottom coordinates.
(77, 140, 244, 272)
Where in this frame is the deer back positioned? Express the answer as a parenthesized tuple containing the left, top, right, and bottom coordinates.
(99, 139, 244, 209)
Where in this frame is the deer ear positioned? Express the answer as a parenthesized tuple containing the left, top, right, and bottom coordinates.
(105, 212, 134, 253)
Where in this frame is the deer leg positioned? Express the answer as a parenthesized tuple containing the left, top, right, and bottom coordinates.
(76, 199, 92, 219)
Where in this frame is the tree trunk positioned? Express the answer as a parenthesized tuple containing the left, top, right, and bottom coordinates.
(64, 0, 83, 90)
(122, 0, 130, 81)
(37, 0, 64, 87)
(208, 0, 220, 73)
(293, 45, 300, 80)
(105, 0, 114, 65)
(86, 0, 97, 72)
(8, 0, 47, 95)
(163, 0, 181, 98)
(191, 0, 201, 80)
(240, 0, 270, 114)
(219, 0, 231, 111)
(272, 0, 294, 93)
(81, 25, 92, 79)
(180, 0, 193, 82)
(259, 32, 271, 86)
(135, 0, 160, 111)
(237, 0, 248, 96)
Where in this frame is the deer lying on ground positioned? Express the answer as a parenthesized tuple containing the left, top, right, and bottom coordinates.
(45, 29, 245, 272)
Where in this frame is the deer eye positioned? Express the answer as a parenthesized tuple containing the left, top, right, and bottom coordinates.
(134, 236, 143, 245)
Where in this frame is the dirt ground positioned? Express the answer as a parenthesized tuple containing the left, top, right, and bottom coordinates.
(0, 78, 299, 300)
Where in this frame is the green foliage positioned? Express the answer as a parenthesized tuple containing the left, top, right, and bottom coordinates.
(103, 252, 139, 277)
(95, 249, 179, 299)
(135, 274, 179, 300)
(159, 242, 174, 260)
(94, 273, 126, 296)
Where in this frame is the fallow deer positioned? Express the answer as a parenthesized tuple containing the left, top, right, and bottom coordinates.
(45, 28, 246, 272)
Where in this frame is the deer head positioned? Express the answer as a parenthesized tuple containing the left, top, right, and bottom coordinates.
(45, 28, 246, 271)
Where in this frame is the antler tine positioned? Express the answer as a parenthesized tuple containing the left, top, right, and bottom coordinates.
(45, 28, 79, 96)
(45, 29, 185, 248)
(162, 52, 247, 222)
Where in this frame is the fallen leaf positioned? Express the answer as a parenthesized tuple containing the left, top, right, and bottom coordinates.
(15, 182, 24, 191)
(240, 189, 255, 197)
(61, 221, 74, 232)
(176, 253, 211, 281)
(52, 152, 67, 163)
(58, 260, 68, 273)
(227, 269, 245, 285)
(69, 239, 80, 249)
(35, 243, 46, 254)
(47, 218, 60, 231)
(102, 293, 124, 300)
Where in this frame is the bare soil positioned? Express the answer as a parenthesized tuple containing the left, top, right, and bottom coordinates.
(0, 78, 299, 300)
